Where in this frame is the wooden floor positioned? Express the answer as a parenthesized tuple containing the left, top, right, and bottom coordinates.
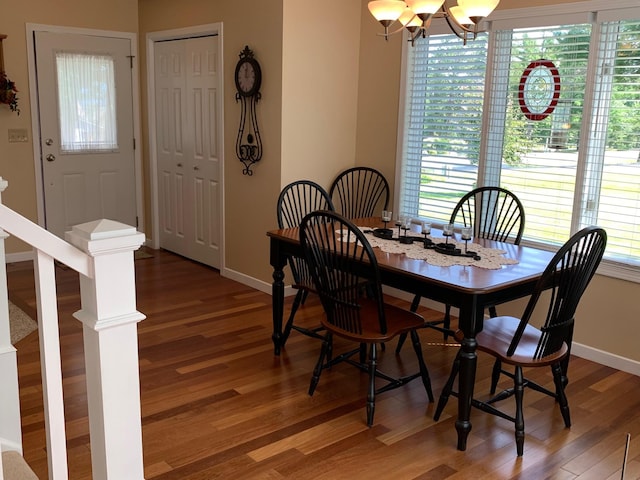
(7, 248, 640, 479)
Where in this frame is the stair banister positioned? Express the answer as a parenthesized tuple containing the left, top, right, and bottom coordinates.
(0, 176, 146, 479)
(66, 220, 146, 480)
(0, 177, 19, 480)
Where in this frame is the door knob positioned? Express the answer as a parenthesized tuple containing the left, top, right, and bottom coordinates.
(46, 154, 56, 162)
(45, 138, 54, 146)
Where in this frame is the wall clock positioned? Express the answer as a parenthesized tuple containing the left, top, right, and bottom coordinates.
(518, 59, 561, 121)
(235, 45, 262, 175)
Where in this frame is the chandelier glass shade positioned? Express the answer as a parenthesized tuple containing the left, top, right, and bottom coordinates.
(368, 0, 499, 45)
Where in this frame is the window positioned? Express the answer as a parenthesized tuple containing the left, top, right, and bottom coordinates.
(56, 52, 118, 152)
(398, 3, 640, 278)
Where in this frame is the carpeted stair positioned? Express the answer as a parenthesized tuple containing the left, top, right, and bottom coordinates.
(2, 451, 38, 480)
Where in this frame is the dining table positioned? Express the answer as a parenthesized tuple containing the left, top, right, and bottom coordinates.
(266, 216, 554, 451)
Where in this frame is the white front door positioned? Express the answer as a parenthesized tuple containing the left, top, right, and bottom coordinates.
(154, 36, 221, 269)
(34, 31, 137, 238)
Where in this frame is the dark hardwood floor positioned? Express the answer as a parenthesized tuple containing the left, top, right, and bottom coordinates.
(7, 248, 640, 479)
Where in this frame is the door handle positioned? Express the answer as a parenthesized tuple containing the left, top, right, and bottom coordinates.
(46, 154, 56, 162)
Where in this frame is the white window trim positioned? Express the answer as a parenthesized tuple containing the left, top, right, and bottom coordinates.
(395, 0, 640, 283)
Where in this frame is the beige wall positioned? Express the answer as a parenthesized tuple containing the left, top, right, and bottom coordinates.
(281, 0, 361, 189)
(138, 0, 284, 283)
(356, 0, 640, 364)
(0, 0, 638, 364)
(0, 0, 138, 252)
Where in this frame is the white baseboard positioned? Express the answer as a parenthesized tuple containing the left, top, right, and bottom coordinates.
(222, 267, 295, 297)
(9, 257, 630, 376)
(571, 343, 640, 377)
(388, 285, 640, 376)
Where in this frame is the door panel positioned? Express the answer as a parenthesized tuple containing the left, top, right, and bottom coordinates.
(155, 36, 221, 268)
(35, 31, 137, 238)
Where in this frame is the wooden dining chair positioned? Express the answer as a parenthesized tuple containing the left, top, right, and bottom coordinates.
(329, 166, 390, 219)
(299, 210, 433, 426)
(397, 186, 525, 352)
(433, 226, 607, 456)
(276, 180, 334, 344)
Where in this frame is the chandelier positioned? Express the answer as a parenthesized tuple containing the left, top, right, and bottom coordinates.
(368, 0, 500, 46)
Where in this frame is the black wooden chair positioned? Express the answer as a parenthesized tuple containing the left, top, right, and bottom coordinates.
(397, 186, 525, 352)
(329, 166, 390, 219)
(433, 226, 607, 456)
(276, 180, 334, 344)
(299, 210, 433, 426)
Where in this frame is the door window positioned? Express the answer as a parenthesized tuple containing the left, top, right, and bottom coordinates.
(55, 52, 118, 152)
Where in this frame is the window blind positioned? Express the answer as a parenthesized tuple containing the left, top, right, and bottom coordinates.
(399, 32, 489, 225)
(487, 24, 592, 246)
(584, 19, 640, 264)
(398, 11, 640, 272)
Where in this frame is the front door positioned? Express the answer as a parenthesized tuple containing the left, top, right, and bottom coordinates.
(34, 31, 137, 238)
(154, 36, 221, 269)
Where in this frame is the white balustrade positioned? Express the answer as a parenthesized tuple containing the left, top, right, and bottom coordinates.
(0, 177, 146, 480)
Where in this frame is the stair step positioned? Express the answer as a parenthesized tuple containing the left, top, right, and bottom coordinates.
(2, 451, 38, 480)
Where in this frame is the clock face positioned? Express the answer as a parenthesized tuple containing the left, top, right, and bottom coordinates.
(518, 59, 561, 121)
(235, 58, 261, 97)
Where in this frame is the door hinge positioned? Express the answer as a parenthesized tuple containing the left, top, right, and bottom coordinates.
(127, 55, 135, 69)
(136, 216, 139, 228)
(133, 138, 136, 150)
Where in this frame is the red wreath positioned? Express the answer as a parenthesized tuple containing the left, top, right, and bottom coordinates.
(518, 59, 560, 121)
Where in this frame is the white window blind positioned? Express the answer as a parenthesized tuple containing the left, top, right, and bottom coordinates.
(583, 19, 640, 264)
(486, 24, 592, 246)
(398, 11, 640, 272)
(399, 33, 489, 225)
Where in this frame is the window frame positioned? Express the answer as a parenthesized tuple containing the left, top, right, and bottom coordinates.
(395, 0, 640, 283)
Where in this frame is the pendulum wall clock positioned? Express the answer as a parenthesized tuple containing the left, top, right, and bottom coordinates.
(235, 45, 262, 175)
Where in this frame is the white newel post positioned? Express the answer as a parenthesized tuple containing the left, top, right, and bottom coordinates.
(66, 220, 146, 480)
(0, 176, 22, 457)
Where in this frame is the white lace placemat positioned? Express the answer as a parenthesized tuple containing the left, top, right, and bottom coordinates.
(335, 227, 519, 270)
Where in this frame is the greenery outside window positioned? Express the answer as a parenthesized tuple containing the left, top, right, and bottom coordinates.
(398, 4, 640, 279)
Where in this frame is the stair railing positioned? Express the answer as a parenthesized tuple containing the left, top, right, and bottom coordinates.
(0, 177, 146, 480)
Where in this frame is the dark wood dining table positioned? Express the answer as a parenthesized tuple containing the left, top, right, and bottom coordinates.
(266, 217, 554, 451)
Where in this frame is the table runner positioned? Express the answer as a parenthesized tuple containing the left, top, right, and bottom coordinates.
(337, 227, 520, 270)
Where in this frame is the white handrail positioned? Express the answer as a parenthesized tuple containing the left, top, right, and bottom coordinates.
(0, 178, 146, 480)
(0, 204, 91, 277)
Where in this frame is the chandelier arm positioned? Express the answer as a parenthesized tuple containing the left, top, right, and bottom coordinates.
(444, 14, 470, 40)
(376, 23, 412, 38)
(442, 3, 476, 35)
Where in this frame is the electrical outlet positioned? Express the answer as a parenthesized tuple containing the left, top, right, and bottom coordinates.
(8, 129, 29, 143)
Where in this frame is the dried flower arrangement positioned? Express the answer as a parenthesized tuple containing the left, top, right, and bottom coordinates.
(0, 71, 19, 115)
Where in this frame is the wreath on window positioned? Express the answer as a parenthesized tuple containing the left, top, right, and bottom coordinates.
(0, 71, 19, 115)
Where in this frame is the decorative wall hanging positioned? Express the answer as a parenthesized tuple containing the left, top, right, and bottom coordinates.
(0, 34, 20, 115)
(518, 59, 561, 121)
(235, 46, 262, 175)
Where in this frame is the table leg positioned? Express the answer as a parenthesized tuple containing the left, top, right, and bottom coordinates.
(270, 237, 287, 355)
(455, 304, 480, 451)
(271, 265, 285, 355)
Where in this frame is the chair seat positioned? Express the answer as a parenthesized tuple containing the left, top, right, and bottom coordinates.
(475, 316, 569, 367)
(321, 298, 425, 344)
